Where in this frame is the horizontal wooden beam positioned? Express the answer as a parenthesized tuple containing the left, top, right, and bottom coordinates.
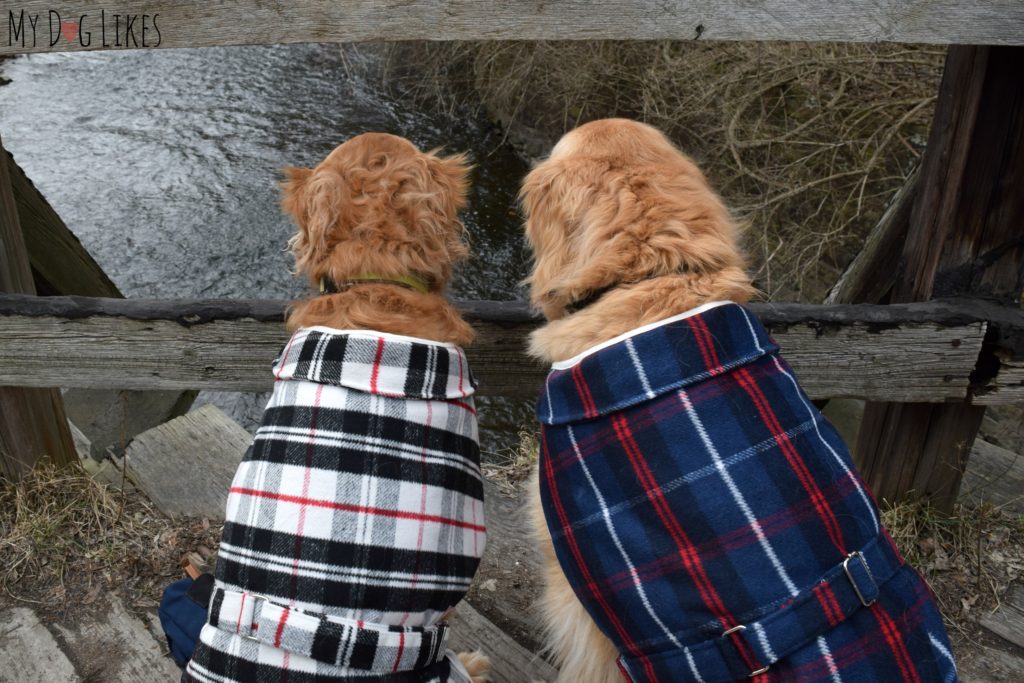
(1, 295, 1019, 403)
(2, 1, 1023, 56)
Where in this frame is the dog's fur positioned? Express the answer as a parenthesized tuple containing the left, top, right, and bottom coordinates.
(282, 133, 475, 346)
(281, 132, 488, 682)
(521, 119, 757, 681)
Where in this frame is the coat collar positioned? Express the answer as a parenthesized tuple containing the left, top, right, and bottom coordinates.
(274, 326, 475, 400)
(538, 302, 777, 425)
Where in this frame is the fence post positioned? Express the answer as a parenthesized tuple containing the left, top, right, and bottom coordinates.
(855, 45, 1024, 511)
(0, 132, 76, 479)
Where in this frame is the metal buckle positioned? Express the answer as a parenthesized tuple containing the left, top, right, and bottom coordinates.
(239, 593, 268, 642)
(843, 551, 878, 607)
(721, 625, 770, 677)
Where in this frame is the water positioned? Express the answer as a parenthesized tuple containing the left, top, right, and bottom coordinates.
(0, 44, 534, 456)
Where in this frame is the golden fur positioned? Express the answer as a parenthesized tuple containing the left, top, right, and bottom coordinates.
(521, 119, 757, 680)
(282, 132, 474, 346)
(281, 132, 489, 682)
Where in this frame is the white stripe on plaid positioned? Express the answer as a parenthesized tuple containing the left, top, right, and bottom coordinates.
(678, 388, 799, 597)
(186, 326, 483, 682)
(567, 423, 680, 649)
(738, 306, 878, 536)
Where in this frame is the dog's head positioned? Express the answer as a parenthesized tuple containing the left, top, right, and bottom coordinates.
(281, 133, 471, 291)
(520, 118, 751, 320)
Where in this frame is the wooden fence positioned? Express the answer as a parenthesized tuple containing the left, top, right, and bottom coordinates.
(1, 2, 1023, 510)
(2, 1, 1024, 53)
(0, 294, 1020, 404)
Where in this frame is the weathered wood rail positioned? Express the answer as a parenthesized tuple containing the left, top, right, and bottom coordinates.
(3, 1, 1024, 55)
(0, 294, 1020, 404)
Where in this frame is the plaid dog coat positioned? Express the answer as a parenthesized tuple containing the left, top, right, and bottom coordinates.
(538, 302, 957, 683)
(185, 326, 486, 683)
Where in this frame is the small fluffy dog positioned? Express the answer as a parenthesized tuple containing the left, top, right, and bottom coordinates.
(521, 119, 957, 682)
(184, 133, 490, 683)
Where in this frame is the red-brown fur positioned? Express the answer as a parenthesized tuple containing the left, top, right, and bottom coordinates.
(521, 119, 757, 681)
(282, 133, 474, 346)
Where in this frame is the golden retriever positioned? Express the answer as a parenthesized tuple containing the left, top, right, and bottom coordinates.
(519, 119, 957, 683)
(521, 118, 755, 682)
(184, 133, 490, 683)
(283, 132, 476, 345)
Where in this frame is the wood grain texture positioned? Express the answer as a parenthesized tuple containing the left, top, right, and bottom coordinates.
(0, 133, 76, 479)
(124, 404, 251, 519)
(979, 584, 1024, 650)
(961, 438, 1024, 515)
(824, 167, 918, 306)
(5, 150, 121, 298)
(2, 1, 1024, 55)
(0, 294, 1010, 402)
(448, 600, 559, 683)
(856, 46, 1024, 510)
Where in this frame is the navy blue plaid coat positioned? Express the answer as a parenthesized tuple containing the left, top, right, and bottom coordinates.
(538, 302, 957, 683)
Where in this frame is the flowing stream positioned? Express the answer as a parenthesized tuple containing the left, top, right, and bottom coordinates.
(0, 44, 534, 455)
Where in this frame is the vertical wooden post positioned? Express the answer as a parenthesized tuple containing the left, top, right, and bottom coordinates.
(855, 46, 1024, 511)
(0, 133, 76, 479)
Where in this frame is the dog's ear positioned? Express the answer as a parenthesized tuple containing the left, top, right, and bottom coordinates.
(520, 159, 594, 318)
(280, 166, 313, 223)
(281, 165, 349, 275)
(417, 151, 472, 266)
(426, 151, 472, 217)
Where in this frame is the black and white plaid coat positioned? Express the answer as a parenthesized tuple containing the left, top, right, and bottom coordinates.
(184, 326, 486, 683)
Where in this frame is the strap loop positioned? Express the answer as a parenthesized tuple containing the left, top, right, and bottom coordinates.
(208, 587, 450, 673)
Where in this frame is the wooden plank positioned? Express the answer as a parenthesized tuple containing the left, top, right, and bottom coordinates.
(124, 404, 251, 519)
(824, 167, 918, 306)
(0, 295, 1010, 402)
(448, 600, 559, 683)
(0, 133, 76, 479)
(962, 438, 1024, 515)
(4, 150, 196, 456)
(980, 584, 1024, 650)
(4, 150, 120, 298)
(856, 46, 1024, 511)
(1, 1, 1024, 55)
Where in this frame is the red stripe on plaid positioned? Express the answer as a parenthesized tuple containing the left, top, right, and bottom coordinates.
(457, 349, 465, 396)
(733, 367, 847, 556)
(540, 435, 657, 682)
(448, 399, 477, 415)
(370, 336, 386, 394)
(813, 583, 842, 628)
(571, 364, 599, 418)
(393, 630, 406, 672)
(228, 487, 487, 532)
(236, 593, 246, 634)
(686, 316, 721, 370)
(289, 383, 324, 604)
(601, 471, 863, 595)
(273, 607, 291, 648)
(870, 603, 922, 683)
(608, 414, 755, 654)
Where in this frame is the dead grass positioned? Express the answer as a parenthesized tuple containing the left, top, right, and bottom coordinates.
(384, 41, 945, 301)
(883, 499, 1024, 650)
(0, 465, 221, 616)
(481, 429, 539, 494)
